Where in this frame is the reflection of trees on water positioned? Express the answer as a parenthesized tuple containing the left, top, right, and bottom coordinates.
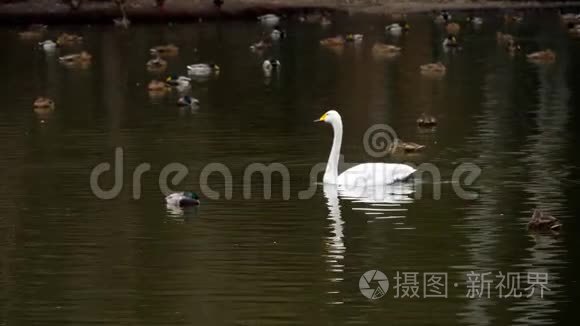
(458, 33, 570, 325)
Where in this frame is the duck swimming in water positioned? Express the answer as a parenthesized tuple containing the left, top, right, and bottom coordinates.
(417, 113, 437, 127)
(385, 22, 410, 36)
(262, 58, 281, 75)
(39, 40, 57, 52)
(177, 96, 200, 107)
(528, 209, 561, 232)
(165, 192, 200, 207)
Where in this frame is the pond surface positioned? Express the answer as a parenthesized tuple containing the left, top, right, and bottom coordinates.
(0, 10, 579, 326)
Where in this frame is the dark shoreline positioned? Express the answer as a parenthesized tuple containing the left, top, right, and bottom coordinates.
(1, 1, 580, 25)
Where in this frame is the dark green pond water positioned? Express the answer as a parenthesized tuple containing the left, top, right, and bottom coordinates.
(0, 10, 579, 325)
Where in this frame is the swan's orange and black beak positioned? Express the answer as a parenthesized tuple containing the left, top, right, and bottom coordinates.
(314, 112, 328, 122)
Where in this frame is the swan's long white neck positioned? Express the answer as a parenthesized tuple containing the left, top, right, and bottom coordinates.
(324, 116, 343, 184)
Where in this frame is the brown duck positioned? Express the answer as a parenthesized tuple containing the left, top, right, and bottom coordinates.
(527, 209, 561, 232)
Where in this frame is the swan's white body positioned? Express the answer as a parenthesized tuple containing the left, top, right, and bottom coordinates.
(258, 14, 280, 26)
(39, 40, 57, 52)
(316, 110, 416, 185)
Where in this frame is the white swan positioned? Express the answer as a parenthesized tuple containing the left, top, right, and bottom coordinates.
(315, 110, 416, 185)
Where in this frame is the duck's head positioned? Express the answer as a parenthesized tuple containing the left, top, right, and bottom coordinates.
(181, 192, 201, 206)
(314, 110, 341, 124)
(401, 21, 410, 30)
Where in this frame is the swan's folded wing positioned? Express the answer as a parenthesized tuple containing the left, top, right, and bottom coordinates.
(337, 163, 416, 186)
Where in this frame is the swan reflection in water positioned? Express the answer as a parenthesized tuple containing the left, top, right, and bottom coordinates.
(321, 181, 415, 304)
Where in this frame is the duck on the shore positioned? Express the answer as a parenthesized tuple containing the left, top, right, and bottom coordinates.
(527, 49, 556, 64)
(33, 97, 55, 111)
(165, 192, 200, 207)
(39, 40, 57, 52)
(59, 51, 92, 65)
(371, 43, 402, 58)
(420, 62, 446, 77)
(385, 22, 410, 36)
(258, 14, 280, 26)
(56, 33, 83, 46)
(150, 44, 179, 57)
(270, 26, 286, 41)
(177, 96, 200, 108)
(528, 209, 561, 232)
(146, 55, 168, 72)
(445, 22, 461, 35)
(320, 35, 345, 47)
(187, 63, 220, 77)
(417, 113, 437, 127)
(262, 58, 281, 75)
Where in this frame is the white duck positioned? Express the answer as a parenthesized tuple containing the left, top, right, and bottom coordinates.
(187, 63, 220, 77)
(39, 40, 57, 52)
(315, 110, 416, 185)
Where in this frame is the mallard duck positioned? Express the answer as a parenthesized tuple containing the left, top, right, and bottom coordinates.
(504, 13, 523, 24)
(445, 22, 461, 35)
(146, 56, 168, 72)
(496, 32, 514, 45)
(527, 209, 561, 232)
(165, 192, 200, 207)
(166, 75, 191, 88)
(417, 113, 437, 127)
(371, 43, 402, 58)
(270, 26, 286, 41)
(345, 34, 364, 43)
(390, 140, 426, 154)
(262, 58, 281, 75)
(467, 15, 483, 26)
(567, 22, 580, 35)
(434, 10, 451, 23)
(148, 80, 170, 91)
(258, 14, 280, 26)
(420, 62, 446, 77)
(506, 40, 521, 56)
(560, 11, 580, 23)
(385, 22, 410, 36)
(33, 97, 55, 110)
(249, 39, 272, 52)
(59, 51, 92, 65)
(56, 33, 83, 46)
(18, 24, 47, 40)
(187, 63, 220, 77)
(113, 16, 130, 28)
(320, 35, 345, 47)
(177, 96, 200, 107)
(149, 44, 179, 57)
(320, 16, 332, 27)
(39, 40, 57, 52)
(442, 35, 459, 48)
(527, 49, 556, 63)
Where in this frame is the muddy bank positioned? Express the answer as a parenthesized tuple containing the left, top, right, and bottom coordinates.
(1, 0, 580, 24)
